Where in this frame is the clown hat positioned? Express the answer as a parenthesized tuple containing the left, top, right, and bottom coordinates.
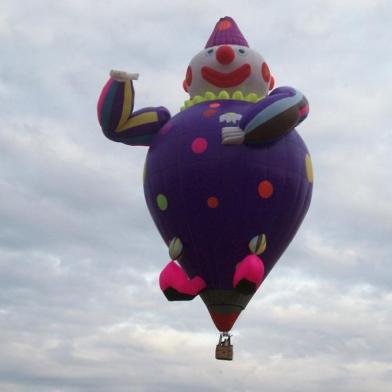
(205, 16, 249, 48)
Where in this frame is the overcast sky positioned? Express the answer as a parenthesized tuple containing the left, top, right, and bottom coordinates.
(1, 0, 392, 391)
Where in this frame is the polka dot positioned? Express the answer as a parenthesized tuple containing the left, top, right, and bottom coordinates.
(156, 194, 168, 211)
(209, 102, 221, 108)
(258, 180, 274, 199)
(207, 197, 219, 208)
(261, 62, 270, 82)
(203, 109, 218, 118)
(191, 138, 208, 154)
(218, 20, 232, 31)
(305, 154, 313, 183)
(143, 160, 147, 182)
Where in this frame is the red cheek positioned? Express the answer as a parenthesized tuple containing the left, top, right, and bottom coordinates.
(261, 62, 270, 82)
(183, 80, 189, 92)
(186, 66, 192, 86)
(183, 66, 193, 93)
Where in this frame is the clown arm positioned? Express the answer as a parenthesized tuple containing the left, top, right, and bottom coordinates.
(97, 75, 171, 146)
(221, 87, 308, 145)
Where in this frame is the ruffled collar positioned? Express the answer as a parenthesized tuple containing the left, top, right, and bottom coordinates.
(181, 90, 265, 111)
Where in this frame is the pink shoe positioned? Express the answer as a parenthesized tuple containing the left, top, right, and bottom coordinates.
(233, 255, 265, 295)
(159, 261, 207, 301)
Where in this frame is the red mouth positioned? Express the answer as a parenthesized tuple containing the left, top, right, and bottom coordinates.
(201, 64, 251, 88)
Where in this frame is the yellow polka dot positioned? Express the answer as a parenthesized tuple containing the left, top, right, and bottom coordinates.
(143, 159, 147, 183)
(305, 154, 313, 183)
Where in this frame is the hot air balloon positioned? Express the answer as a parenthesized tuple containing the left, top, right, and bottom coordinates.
(97, 16, 313, 360)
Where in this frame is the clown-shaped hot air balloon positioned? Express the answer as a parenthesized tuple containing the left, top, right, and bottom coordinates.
(97, 17, 313, 360)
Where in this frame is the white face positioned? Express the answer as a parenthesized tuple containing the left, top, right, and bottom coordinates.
(183, 45, 274, 98)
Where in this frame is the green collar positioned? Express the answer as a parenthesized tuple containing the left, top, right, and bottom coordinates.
(181, 90, 265, 111)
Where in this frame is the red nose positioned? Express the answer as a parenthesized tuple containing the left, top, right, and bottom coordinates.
(216, 45, 235, 65)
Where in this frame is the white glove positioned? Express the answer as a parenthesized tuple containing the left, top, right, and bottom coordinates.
(110, 70, 139, 81)
(221, 127, 245, 145)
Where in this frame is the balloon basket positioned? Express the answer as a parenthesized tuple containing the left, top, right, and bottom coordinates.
(215, 332, 233, 361)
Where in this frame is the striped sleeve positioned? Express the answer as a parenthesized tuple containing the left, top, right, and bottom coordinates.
(97, 78, 171, 146)
(239, 87, 309, 144)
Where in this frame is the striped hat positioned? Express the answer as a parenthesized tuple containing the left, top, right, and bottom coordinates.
(205, 17, 249, 48)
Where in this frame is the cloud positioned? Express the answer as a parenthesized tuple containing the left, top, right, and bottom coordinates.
(0, 0, 391, 391)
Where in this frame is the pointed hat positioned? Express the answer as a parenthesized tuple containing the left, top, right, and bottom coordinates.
(205, 16, 249, 48)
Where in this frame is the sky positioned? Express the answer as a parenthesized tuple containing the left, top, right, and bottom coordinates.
(1, 0, 392, 391)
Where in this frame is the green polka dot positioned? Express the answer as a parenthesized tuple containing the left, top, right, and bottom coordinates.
(156, 194, 168, 211)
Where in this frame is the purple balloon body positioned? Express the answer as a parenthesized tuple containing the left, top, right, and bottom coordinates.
(144, 100, 312, 290)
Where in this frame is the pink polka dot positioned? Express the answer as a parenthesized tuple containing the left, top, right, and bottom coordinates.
(191, 138, 208, 154)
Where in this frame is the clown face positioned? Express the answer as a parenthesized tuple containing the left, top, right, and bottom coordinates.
(184, 44, 274, 99)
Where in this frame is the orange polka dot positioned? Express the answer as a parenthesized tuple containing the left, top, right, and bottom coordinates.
(218, 20, 232, 31)
(258, 180, 273, 199)
(203, 109, 217, 118)
(207, 197, 219, 208)
(209, 102, 221, 108)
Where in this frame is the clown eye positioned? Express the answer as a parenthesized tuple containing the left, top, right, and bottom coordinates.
(237, 48, 247, 56)
(205, 48, 214, 56)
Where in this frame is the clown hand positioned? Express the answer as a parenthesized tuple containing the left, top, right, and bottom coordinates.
(221, 127, 245, 145)
(110, 70, 139, 82)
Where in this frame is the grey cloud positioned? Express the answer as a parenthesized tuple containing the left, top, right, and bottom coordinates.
(1, 0, 392, 391)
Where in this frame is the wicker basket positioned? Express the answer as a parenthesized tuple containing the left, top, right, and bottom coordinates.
(215, 343, 233, 360)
